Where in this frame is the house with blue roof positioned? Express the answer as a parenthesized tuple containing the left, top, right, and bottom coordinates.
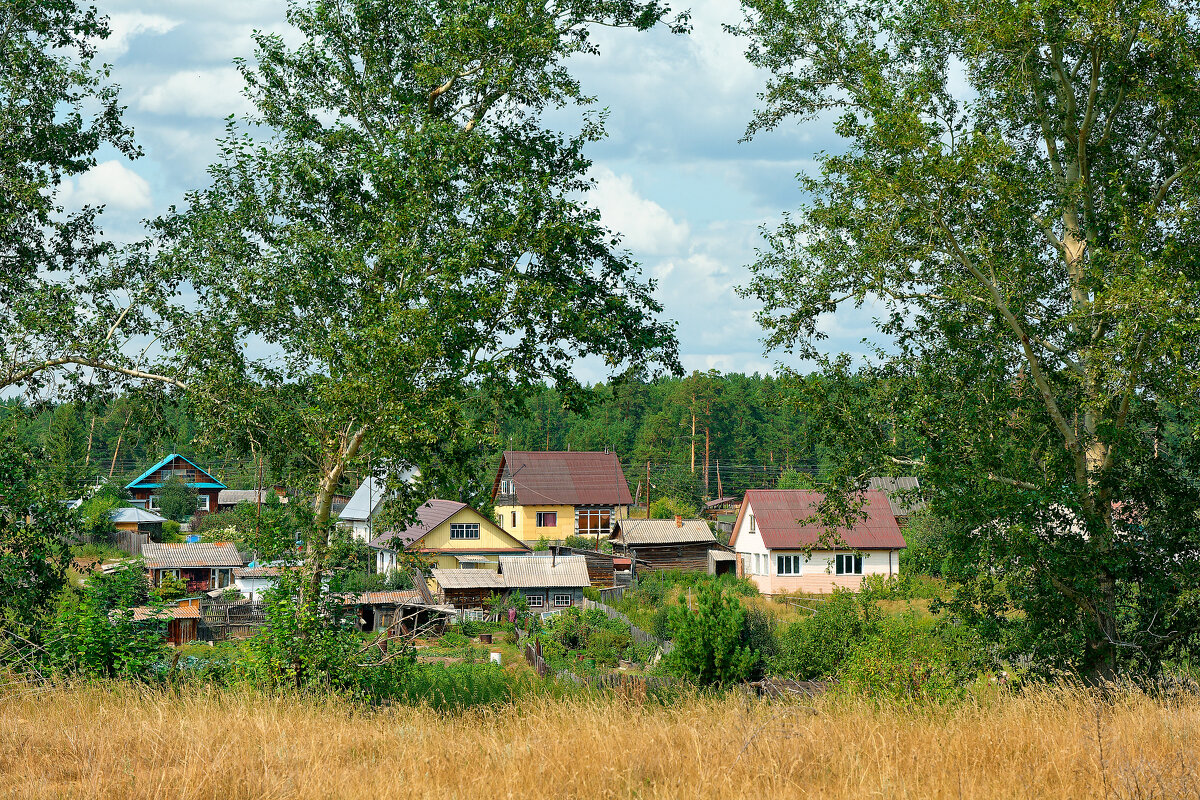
(125, 454, 226, 517)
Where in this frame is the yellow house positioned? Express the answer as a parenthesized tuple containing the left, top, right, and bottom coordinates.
(368, 499, 530, 577)
(491, 451, 633, 547)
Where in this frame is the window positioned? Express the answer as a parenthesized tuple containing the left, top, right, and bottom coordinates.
(576, 508, 612, 536)
(511, 511, 517, 528)
(148, 495, 161, 510)
(526, 594, 544, 608)
(536, 511, 557, 527)
(553, 593, 572, 607)
(777, 555, 802, 575)
(748, 514, 756, 534)
(500, 479, 514, 495)
(197, 494, 210, 512)
(449, 523, 480, 540)
(835, 554, 864, 575)
(497, 515, 503, 528)
(210, 568, 232, 588)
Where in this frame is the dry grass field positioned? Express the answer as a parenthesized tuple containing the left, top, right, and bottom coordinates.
(2, 683, 1198, 800)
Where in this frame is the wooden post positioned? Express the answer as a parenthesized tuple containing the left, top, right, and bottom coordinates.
(716, 459, 723, 499)
(704, 426, 710, 496)
(645, 461, 651, 519)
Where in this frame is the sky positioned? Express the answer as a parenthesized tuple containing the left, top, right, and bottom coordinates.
(76, 0, 881, 382)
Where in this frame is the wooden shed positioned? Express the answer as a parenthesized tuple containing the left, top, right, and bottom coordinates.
(129, 604, 200, 646)
(611, 517, 728, 572)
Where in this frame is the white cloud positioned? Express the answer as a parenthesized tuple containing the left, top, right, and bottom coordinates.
(136, 67, 253, 118)
(588, 168, 690, 255)
(61, 160, 152, 210)
(96, 12, 179, 58)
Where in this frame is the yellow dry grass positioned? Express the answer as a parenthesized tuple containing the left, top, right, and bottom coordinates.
(2, 683, 1198, 799)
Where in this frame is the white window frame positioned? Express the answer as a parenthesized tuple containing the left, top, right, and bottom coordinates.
(536, 511, 557, 528)
(777, 554, 801, 575)
(835, 554, 864, 575)
(526, 594, 544, 608)
(574, 507, 612, 536)
(449, 523, 480, 540)
(748, 514, 756, 534)
(148, 494, 161, 510)
(197, 494, 210, 512)
(553, 593, 572, 607)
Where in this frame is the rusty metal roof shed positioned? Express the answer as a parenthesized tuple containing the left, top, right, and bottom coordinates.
(493, 451, 633, 506)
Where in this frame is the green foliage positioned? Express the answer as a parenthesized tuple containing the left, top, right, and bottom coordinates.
(770, 590, 877, 680)
(858, 574, 944, 602)
(43, 404, 87, 494)
(897, 510, 955, 578)
(664, 583, 756, 686)
(240, 570, 415, 702)
(836, 615, 986, 704)
(540, 607, 635, 670)
(161, 520, 183, 542)
(650, 496, 700, 520)
(0, 423, 74, 643)
(775, 469, 815, 490)
(564, 534, 609, 551)
(46, 561, 166, 680)
(533, 537, 551, 552)
(77, 491, 126, 543)
(1, 0, 149, 396)
(152, 573, 187, 602)
(156, 476, 198, 522)
(735, 0, 1200, 676)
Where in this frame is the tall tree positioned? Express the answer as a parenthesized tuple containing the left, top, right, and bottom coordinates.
(156, 0, 685, 600)
(736, 0, 1200, 674)
(0, 0, 177, 396)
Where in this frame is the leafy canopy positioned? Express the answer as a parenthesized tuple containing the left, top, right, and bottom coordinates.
(735, 0, 1200, 674)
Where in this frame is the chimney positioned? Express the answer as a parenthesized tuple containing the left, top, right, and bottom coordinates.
(675, 515, 682, 528)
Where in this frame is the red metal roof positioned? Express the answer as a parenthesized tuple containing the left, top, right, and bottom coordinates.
(494, 451, 633, 506)
(736, 490, 906, 550)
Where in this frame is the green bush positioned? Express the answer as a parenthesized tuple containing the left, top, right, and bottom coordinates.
(835, 614, 985, 703)
(770, 589, 875, 680)
(664, 582, 756, 686)
(858, 573, 944, 601)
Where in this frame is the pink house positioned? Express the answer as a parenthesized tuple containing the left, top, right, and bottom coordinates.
(729, 489, 906, 594)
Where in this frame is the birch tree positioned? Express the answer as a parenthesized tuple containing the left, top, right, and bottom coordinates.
(155, 0, 685, 600)
(736, 0, 1200, 674)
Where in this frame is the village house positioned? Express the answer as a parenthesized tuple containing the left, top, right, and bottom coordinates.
(216, 486, 288, 513)
(430, 553, 591, 610)
(125, 454, 226, 517)
(337, 469, 418, 542)
(491, 450, 633, 546)
(141, 541, 243, 594)
(611, 516, 727, 572)
(368, 498, 531, 577)
(730, 489, 906, 594)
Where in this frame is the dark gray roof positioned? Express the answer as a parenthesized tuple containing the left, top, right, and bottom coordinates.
(430, 569, 506, 590)
(867, 477, 925, 517)
(110, 508, 167, 525)
(368, 499, 467, 550)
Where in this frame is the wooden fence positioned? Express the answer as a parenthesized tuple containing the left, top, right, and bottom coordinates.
(112, 530, 150, 556)
(580, 597, 672, 654)
(524, 640, 551, 678)
(598, 586, 627, 604)
(200, 601, 266, 642)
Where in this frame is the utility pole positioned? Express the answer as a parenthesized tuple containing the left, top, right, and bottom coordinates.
(704, 426, 710, 496)
(690, 410, 696, 473)
(646, 460, 651, 520)
(716, 459, 723, 499)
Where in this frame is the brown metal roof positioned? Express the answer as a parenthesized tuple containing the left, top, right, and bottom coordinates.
(354, 591, 422, 604)
(867, 477, 925, 518)
(128, 605, 201, 621)
(494, 451, 633, 506)
(141, 542, 243, 569)
(615, 518, 717, 546)
(734, 490, 906, 550)
(368, 499, 466, 549)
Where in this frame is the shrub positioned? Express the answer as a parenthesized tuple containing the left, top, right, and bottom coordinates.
(836, 614, 985, 703)
(769, 590, 876, 679)
(859, 573, 944, 601)
(152, 573, 187, 601)
(157, 476, 198, 522)
(664, 583, 756, 686)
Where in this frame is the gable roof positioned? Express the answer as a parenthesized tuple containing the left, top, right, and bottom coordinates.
(614, 518, 718, 546)
(125, 454, 226, 490)
(866, 477, 925, 518)
(366, 499, 464, 550)
(492, 451, 633, 506)
(110, 507, 167, 525)
(499, 554, 590, 588)
(141, 542, 243, 569)
(731, 490, 906, 551)
(338, 469, 420, 522)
